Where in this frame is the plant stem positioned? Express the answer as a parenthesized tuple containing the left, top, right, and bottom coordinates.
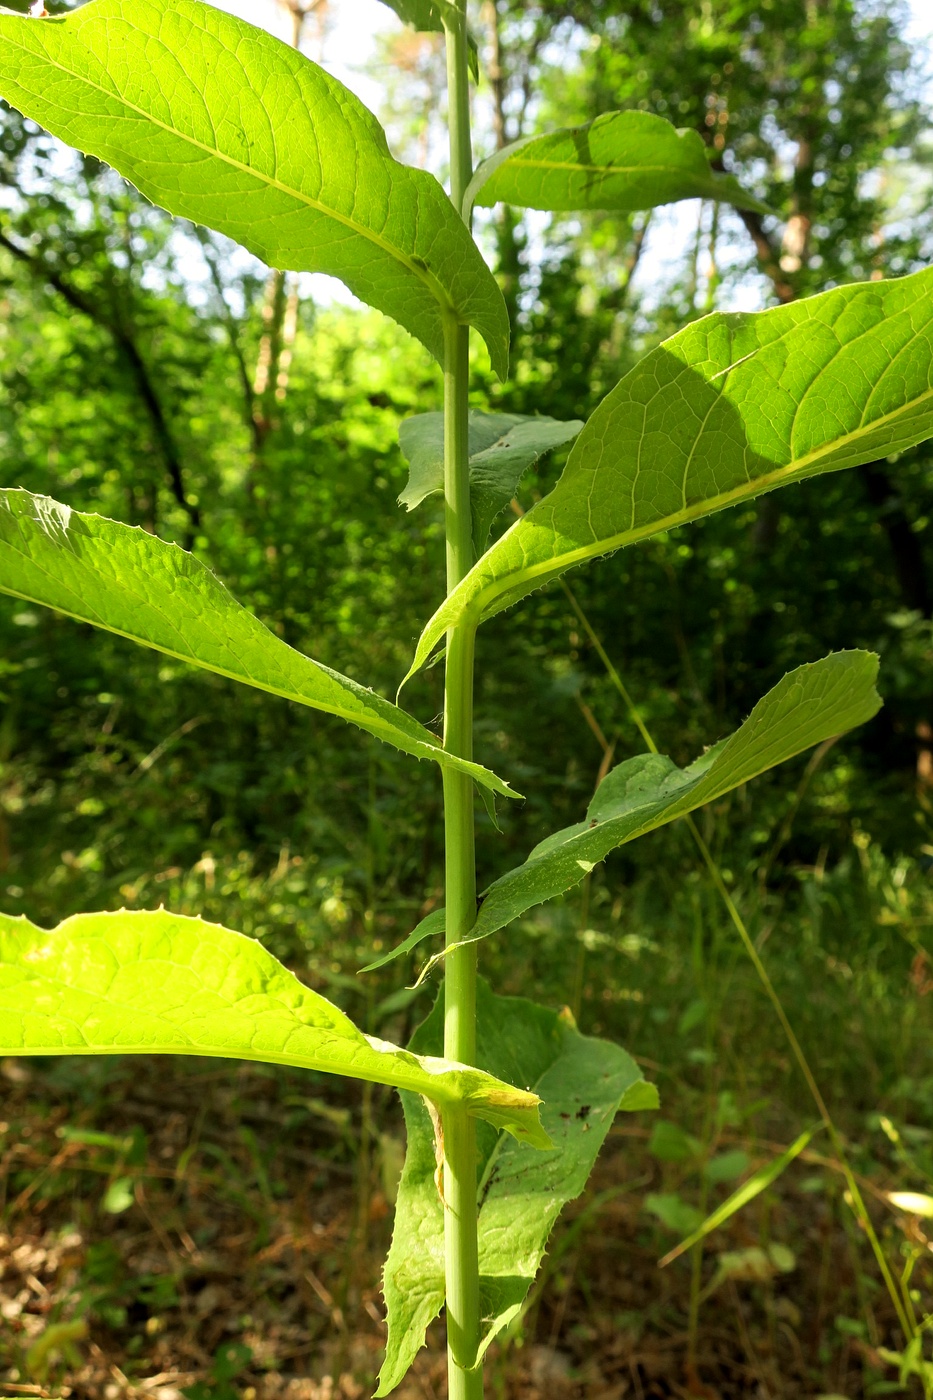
(442, 5, 482, 1397)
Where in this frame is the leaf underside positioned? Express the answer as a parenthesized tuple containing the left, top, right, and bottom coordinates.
(375, 651, 881, 968)
(0, 490, 516, 798)
(0, 909, 548, 1145)
(406, 267, 933, 680)
(0, 0, 509, 376)
(377, 981, 657, 1394)
(398, 410, 582, 552)
(465, 110, 769, 217)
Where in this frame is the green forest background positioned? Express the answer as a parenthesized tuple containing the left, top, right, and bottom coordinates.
(2, 0, 933, 1395)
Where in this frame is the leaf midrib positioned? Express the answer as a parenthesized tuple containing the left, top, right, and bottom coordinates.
(475, 378, 933, 616)
(0, 22, 455, 314)
(499, 157, 709, 179)
(2, 949, 474, 1102)
(0, 570, 440, 753)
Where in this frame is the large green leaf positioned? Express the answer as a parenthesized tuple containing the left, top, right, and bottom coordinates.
(377, 981, 656, 1394)
(0, 0, 508, 376)
(464, 110, 768, 219)
(398, 410, 582, 552)
(0, 909, 548, 1146)
(0, 490, 516, 799)
(378, 653, 880, 967)
(404, 268, 933, 680)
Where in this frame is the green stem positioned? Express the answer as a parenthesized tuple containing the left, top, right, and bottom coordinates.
(442, 5, 482, 1397)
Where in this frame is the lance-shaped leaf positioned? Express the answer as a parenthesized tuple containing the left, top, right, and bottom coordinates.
(0, 490, 516, 799)
(377, 981, 656, 1394)
(404, 268, 933, 680)
(0, 909, 548, 1146)
(0, 0, 508, 376)
(398, 410, 582, 552)
(378, 653, 880, 967)
(464, 110, 768, 219)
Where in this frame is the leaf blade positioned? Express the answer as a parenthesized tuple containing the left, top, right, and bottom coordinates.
(378, 982, 655, 1393)
(410, 653, 879, 957)
(405, 269, 933, 677)
(0, 0, 508, 375)
(465, 111, 768, 218)
(0, 909, 547, 1145)
(0, 490, 517, 798)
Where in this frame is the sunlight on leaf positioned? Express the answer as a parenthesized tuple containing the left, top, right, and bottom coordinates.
(406, 268, 933, 678)
(465, 110, 768, 218)
(0, 909, 548, 1144)
(0, 0, 508, 374)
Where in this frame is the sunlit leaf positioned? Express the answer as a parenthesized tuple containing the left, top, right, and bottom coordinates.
(398, 410, 582, 551)
(887, 1192, 933, 1219)
(377, 981, 656, 1394)
(0, 490, 517, 799)
(465, 110, 768, 218)
(0, 909, 548, 1146)
(405, 269, 933, 679)
(0, 0, 508, 375)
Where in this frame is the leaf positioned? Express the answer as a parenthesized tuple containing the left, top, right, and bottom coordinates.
(404, 268, 933, 679)
(644, 1193, 705, 1235)
(0, 0, 508, 376)
(102, 1178, 135, 1214)
(648, 1120, 702, 1164)
(659, 1125, 821, 1266)
(703, 1149, 751, 1184)
(377, 981, 656, 1394)
(398, 411, 582, 551)
(465, 110, 768, 219)
(360, 908, 446, 974)
(0, 909, 549, 1146)
(0, 490, 516, 800)
(402, 652, 880, 963)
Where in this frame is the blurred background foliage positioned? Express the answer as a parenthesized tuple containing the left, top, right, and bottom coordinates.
(2, 0, 933, 1390)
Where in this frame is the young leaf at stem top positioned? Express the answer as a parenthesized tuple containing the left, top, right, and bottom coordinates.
(404, 267, 933, 680)
(377, 652, 881, 966)
(464, 110, 769, 220)
(378, 980, 656, 1394)
(0, 0, 509, 376)
(0, 909, 549, 1146)
(0, 490, 517, 799)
